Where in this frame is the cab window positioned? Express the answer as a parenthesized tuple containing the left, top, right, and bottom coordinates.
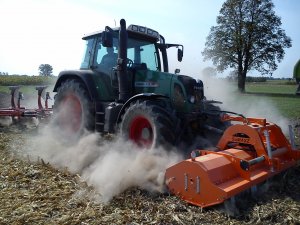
(127, 38, 158, 71)
(80, 39, 95, 69)
(94, 37, 119, 74)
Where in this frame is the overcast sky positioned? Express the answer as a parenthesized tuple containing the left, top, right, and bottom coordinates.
(0, 0, 299, 79)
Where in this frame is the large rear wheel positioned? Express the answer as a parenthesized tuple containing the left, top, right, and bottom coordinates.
(120, 101, 177, 149)
(53, 80, 94, 140)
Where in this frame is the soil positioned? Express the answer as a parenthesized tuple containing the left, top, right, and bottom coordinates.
(0, 93, 300, 224)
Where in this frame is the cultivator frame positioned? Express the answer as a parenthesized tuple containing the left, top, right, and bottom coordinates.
(165, 114, 300, 208)
(0, 86, 52, 120)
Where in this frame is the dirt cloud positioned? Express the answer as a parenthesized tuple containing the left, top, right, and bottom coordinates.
(20, 123, 183, 203)
(200, 75, 289, 133)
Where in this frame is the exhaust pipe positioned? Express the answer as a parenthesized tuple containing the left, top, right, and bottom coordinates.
(117, 19, 130, 102)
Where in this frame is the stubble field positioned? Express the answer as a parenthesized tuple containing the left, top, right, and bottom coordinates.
(0, 78, 299, 224)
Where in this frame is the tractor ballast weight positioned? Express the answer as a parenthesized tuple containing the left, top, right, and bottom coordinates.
(165, 115, 300, 208)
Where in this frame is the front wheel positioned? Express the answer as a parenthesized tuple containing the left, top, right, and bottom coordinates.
(120, 101, 177, 149)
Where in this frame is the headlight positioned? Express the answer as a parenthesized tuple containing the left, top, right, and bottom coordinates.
(189, 96, 195, 104)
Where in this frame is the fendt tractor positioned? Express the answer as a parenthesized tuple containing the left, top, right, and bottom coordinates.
(52, 19, 223, 149)
(1, 19, 300, 210)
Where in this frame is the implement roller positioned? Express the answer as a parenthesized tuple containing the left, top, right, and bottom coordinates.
(165, 114, 300, 208)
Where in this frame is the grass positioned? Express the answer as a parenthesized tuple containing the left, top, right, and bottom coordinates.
(245, 80, 300, 119)
(269, 97, 300, 118)
(246, 80, 297, 95)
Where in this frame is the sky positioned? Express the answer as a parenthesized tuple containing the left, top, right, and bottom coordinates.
(0, 0, 299, 79)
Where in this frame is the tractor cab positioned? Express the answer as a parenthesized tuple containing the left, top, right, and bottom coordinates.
(80, 24, 183, 76)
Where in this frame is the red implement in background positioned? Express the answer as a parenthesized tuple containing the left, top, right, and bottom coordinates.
(0, 86, 52, 120)
(165, 114, 300, 208)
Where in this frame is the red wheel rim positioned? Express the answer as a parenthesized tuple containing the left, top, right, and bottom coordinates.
(129, 116, 153, 148)
(58, 94, 82, 135)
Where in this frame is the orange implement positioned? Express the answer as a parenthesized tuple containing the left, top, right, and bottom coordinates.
(165, 116, 300, 208)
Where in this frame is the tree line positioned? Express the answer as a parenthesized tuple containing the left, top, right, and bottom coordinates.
(0, 64, 54, 76)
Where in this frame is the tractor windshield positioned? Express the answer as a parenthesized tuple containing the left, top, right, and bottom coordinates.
(80, 28, 162, 72)
(127, 37, 159, 71)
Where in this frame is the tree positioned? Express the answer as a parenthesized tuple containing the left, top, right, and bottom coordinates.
(202, 0, 291, 92)
(39, 64, 53, 76)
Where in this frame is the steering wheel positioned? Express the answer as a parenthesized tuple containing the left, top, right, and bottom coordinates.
(127, 58, 133, 68)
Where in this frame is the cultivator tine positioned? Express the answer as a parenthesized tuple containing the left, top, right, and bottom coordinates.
(288, 125, 296, 149)
(8, 86, 20, 108)
(0, 86, 53, 122)
(17, 92, 24, 109)
(250, 185, 257, 198)
(45, 92, 52, 109)
(36, 86, 48, 109)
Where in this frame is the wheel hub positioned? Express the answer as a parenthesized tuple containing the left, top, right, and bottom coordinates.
(129, 116, 153, 148)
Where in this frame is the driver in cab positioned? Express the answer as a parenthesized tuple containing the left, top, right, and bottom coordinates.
(100, 47, 118, 74)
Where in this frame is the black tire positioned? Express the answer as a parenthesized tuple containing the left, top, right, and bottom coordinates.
(53, 80, 94, 141)
(120, 100, 177, 149)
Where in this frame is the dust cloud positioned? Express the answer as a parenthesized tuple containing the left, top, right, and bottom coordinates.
(200, 75, 289, 133)
(20, 121, 183, 203)
(0, 117, 12, 126)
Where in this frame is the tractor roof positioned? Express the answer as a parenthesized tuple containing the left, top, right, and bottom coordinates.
(82, 24, 160, 42)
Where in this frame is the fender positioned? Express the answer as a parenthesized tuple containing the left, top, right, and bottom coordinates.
(53, 70, 100, 100)
(116, 93, 169, 123)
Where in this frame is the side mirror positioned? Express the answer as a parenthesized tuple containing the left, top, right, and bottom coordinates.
(175, 69, 180, 74)
(178, 48, 183, 62)
(102, 26, 113, 47)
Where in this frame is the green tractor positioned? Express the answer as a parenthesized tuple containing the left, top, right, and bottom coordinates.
(53, 19, 224, 149)
(294, 59, 300, 95)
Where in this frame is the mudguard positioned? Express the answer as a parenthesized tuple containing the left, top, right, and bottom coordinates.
(53, 70, 101, 100)
(116, 93, 169, 123)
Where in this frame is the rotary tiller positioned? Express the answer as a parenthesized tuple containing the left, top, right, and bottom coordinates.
(165, 114, 300, 208)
